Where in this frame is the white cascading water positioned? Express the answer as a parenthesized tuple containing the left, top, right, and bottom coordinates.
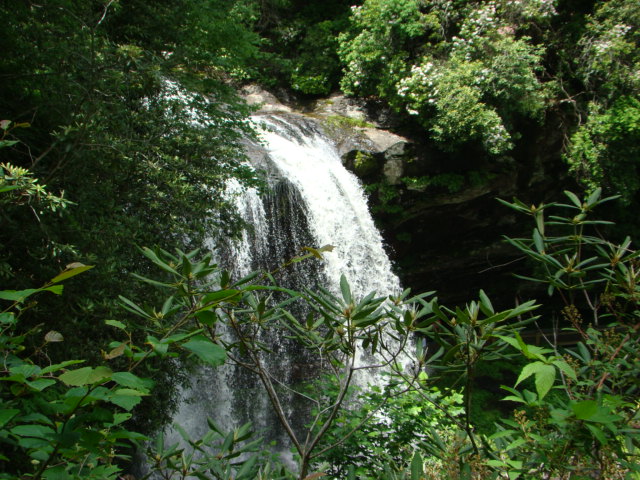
(253, 114, 400, 297)
(166, 111, 402, 463)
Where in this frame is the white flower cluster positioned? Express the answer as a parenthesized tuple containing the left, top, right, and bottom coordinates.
(483, 122, 512, 155)
(505, 0, 557, 19)
(592, 23, 632, 55)
(459, 2, 499, 39)
(396, 61, 442, 110)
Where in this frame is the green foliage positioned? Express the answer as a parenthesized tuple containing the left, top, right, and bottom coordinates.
(365, 181, 405, 215)
(483, 189, 640, 478)
(575, 0, 640, 98)
(145, 421, 290, 480)
(0, 258, 288, 479)
(565, 96, 640, 203)
(338, 0, 551, 155)
(338, 0, 432, 99)
(0, 267, 149, 479)
(0, 0, 264, 430)
(242, 0, 353, 94)
(128, 245, 454, 479)
(315, 376, 465, 479)
(402, 172, 468, 194)
(307, 189, 640, 479)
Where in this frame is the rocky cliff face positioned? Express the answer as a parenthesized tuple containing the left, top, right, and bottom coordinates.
(242, 86, 571, 307)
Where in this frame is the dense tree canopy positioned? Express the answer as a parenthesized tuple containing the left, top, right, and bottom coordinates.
(0, 0, 263, 428)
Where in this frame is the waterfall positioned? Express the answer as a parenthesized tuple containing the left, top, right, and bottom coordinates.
(166, 110, 402, 463)
(252, 113, 400, 297)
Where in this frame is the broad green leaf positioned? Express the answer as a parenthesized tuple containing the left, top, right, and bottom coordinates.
(0, 409, 20, 428)
(108, 390, 144, 411)
(494, 334, 522, 351)
(182, 335, 226, 366)
(40, 360, 84, 375)
(59, 366, 112, 386)
(146, 335, 169, 355)
(111, 372, 154, 392)
(516, 362, 545, 386)
(534, 364, 555, 399)
(42, 285, 63, 295)
(50, 263, 93, 284)
(26, 379, 56, 391)
(572, 400, 598, 420)
(552, 359, 577, 381)
(11, 424, 55, 438)
(0, 288, 41, 302)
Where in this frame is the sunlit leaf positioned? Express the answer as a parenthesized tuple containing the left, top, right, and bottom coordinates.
(182, 335, 226, 366)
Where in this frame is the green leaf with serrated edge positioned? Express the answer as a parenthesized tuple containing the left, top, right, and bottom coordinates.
(113, 388, 147, 397)
(50, 263, 93, 284)
(111, 372, 154, 392)
(59, 366, 112, 386)
(516, 361, 545, 386)
(108, 393, 142, 411)
(26, 379, 56, 391)
(182, 335, 226, 366)
(534, 363, 555, 399)
(494, 335, 522, 352)
(552, 359, 577, 381)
